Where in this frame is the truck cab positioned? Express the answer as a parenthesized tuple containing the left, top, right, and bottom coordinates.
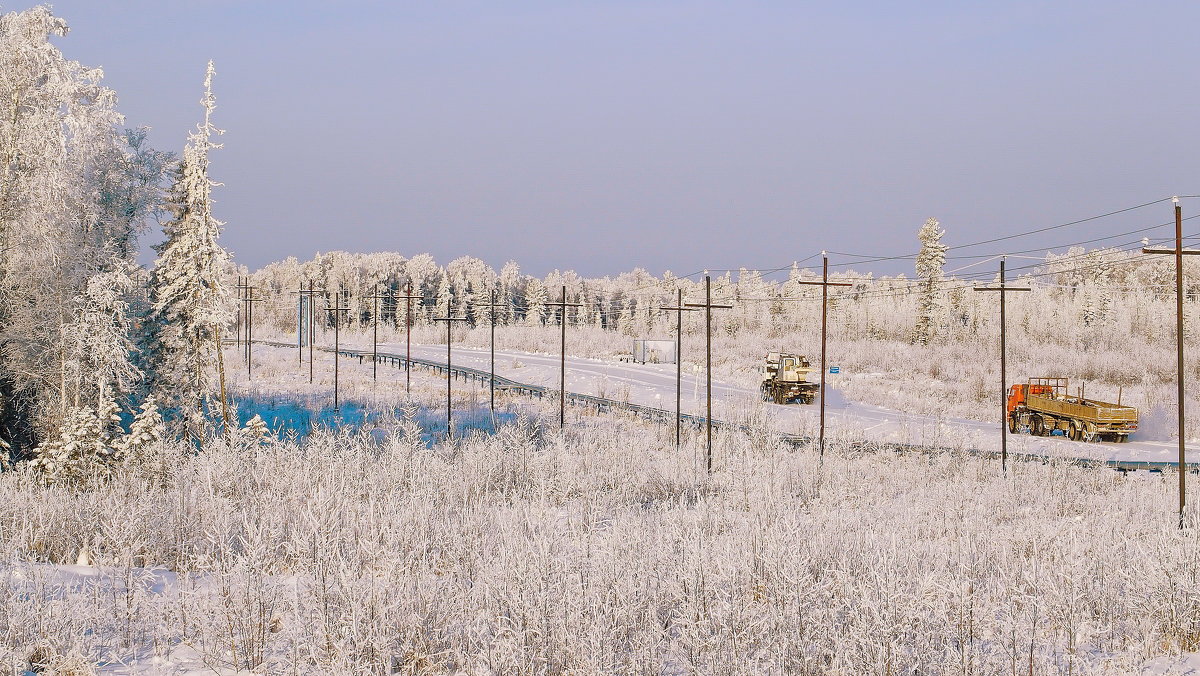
(1006, 383, 1052, 416)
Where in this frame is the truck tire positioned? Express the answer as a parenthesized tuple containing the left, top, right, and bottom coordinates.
(1082, 423, 1097, 443)
(1068, 422, 1081, 441)
(1031, 416, 1045, 436)
(1009, 415, 1019, 433)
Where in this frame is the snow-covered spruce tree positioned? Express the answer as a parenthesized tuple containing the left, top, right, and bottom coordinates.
(117, 396, 164, 462)
(499, 260, 521, 323)
(30, 404, 102, 482)
(433, 271, 450, 319)
(0, 7, 168, 459)
(241, 413, 272, 446)
(525, 277, 547, 325)
(142, 62, 233, 440)
(914, 217, 947, 345)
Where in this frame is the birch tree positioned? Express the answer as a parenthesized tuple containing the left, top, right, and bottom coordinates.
(0, 7, 167, 457)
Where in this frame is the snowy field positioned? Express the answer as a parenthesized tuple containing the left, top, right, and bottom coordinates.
(3, 346, 1200, 674)
(320, 337, 1199, 468)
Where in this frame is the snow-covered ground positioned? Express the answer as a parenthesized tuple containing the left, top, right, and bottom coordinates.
(5, 344, 1200, 673)
(351, 339, 1200, 467)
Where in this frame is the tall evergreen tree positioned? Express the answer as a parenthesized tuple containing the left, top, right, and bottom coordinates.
(142, 62, 233, 439)
(914, 217, 948, 345)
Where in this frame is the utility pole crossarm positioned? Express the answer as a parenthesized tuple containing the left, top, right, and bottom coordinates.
(1142, 248, 1200, 256)
(794, 280, 854, 288)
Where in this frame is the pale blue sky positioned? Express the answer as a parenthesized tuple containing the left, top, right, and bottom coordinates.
(32, 1, 1200, 277)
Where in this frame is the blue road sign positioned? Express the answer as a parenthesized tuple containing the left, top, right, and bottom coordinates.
(829, 366, 840, 374)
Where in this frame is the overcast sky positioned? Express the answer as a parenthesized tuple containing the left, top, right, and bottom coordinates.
(31, 0, 1200, 278)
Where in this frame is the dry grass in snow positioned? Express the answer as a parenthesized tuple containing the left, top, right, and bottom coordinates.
(2, 401, 1200, 673)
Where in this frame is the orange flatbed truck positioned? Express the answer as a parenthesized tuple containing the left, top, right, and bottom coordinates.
(1007, 377, 1138, 443)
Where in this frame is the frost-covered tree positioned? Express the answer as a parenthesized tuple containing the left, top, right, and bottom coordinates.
(1079, 249, 1114, 328)
(435, 272, 452, 318)
(499, 260, 522, 324)
(525, 277, 547, 325)
(117, 396, 164, 461)
(914, 217, 947, 345)
(142, 62, 233, 439)
(64, 268, 142, 411)
(241, 413, 272, 446)
(0, 7, 168, 457)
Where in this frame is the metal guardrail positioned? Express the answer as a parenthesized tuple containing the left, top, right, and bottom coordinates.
(250, 339, 1199, 473)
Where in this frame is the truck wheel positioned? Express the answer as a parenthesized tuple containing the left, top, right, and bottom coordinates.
(1082, 423, 1097, 443)
(1009, 415, 1019, 433)
(1068, 423, 1081, 441)
(1031, 416, 1045, 436)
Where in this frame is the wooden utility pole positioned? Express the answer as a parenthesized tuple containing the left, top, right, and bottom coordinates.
(241, 284, 264, 380)
(795, 254, 851, 456)
(1143, 198, 1200, 527)
(394, 283, 423, 394)
(432, 315, 470, 437)
(235, 275, 245, 348)
(685, 275, 733, 473)
(323, 299, 350, 410)
(660, 289, 699, 447)
(365, 285, 394, 382)
(548, 286, 583, 429)
(293, 281, 321, 382)
(974, 256, 1031, 472)
(235, 276, 254, 350)
(475, 289, 508, 413)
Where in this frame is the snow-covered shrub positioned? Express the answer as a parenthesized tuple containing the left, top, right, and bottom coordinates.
(4, 404, 1200, 672)
(241, 413, 272, 446)
(29, 404, 112, 483)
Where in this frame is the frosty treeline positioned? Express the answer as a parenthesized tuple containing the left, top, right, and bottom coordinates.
(244, 238, 1200, 437)
(248, 245, 1198, 351)
(0, 7, 235, 468)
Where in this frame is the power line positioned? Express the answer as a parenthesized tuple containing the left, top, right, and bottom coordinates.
(825, 196, 1176, 267)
